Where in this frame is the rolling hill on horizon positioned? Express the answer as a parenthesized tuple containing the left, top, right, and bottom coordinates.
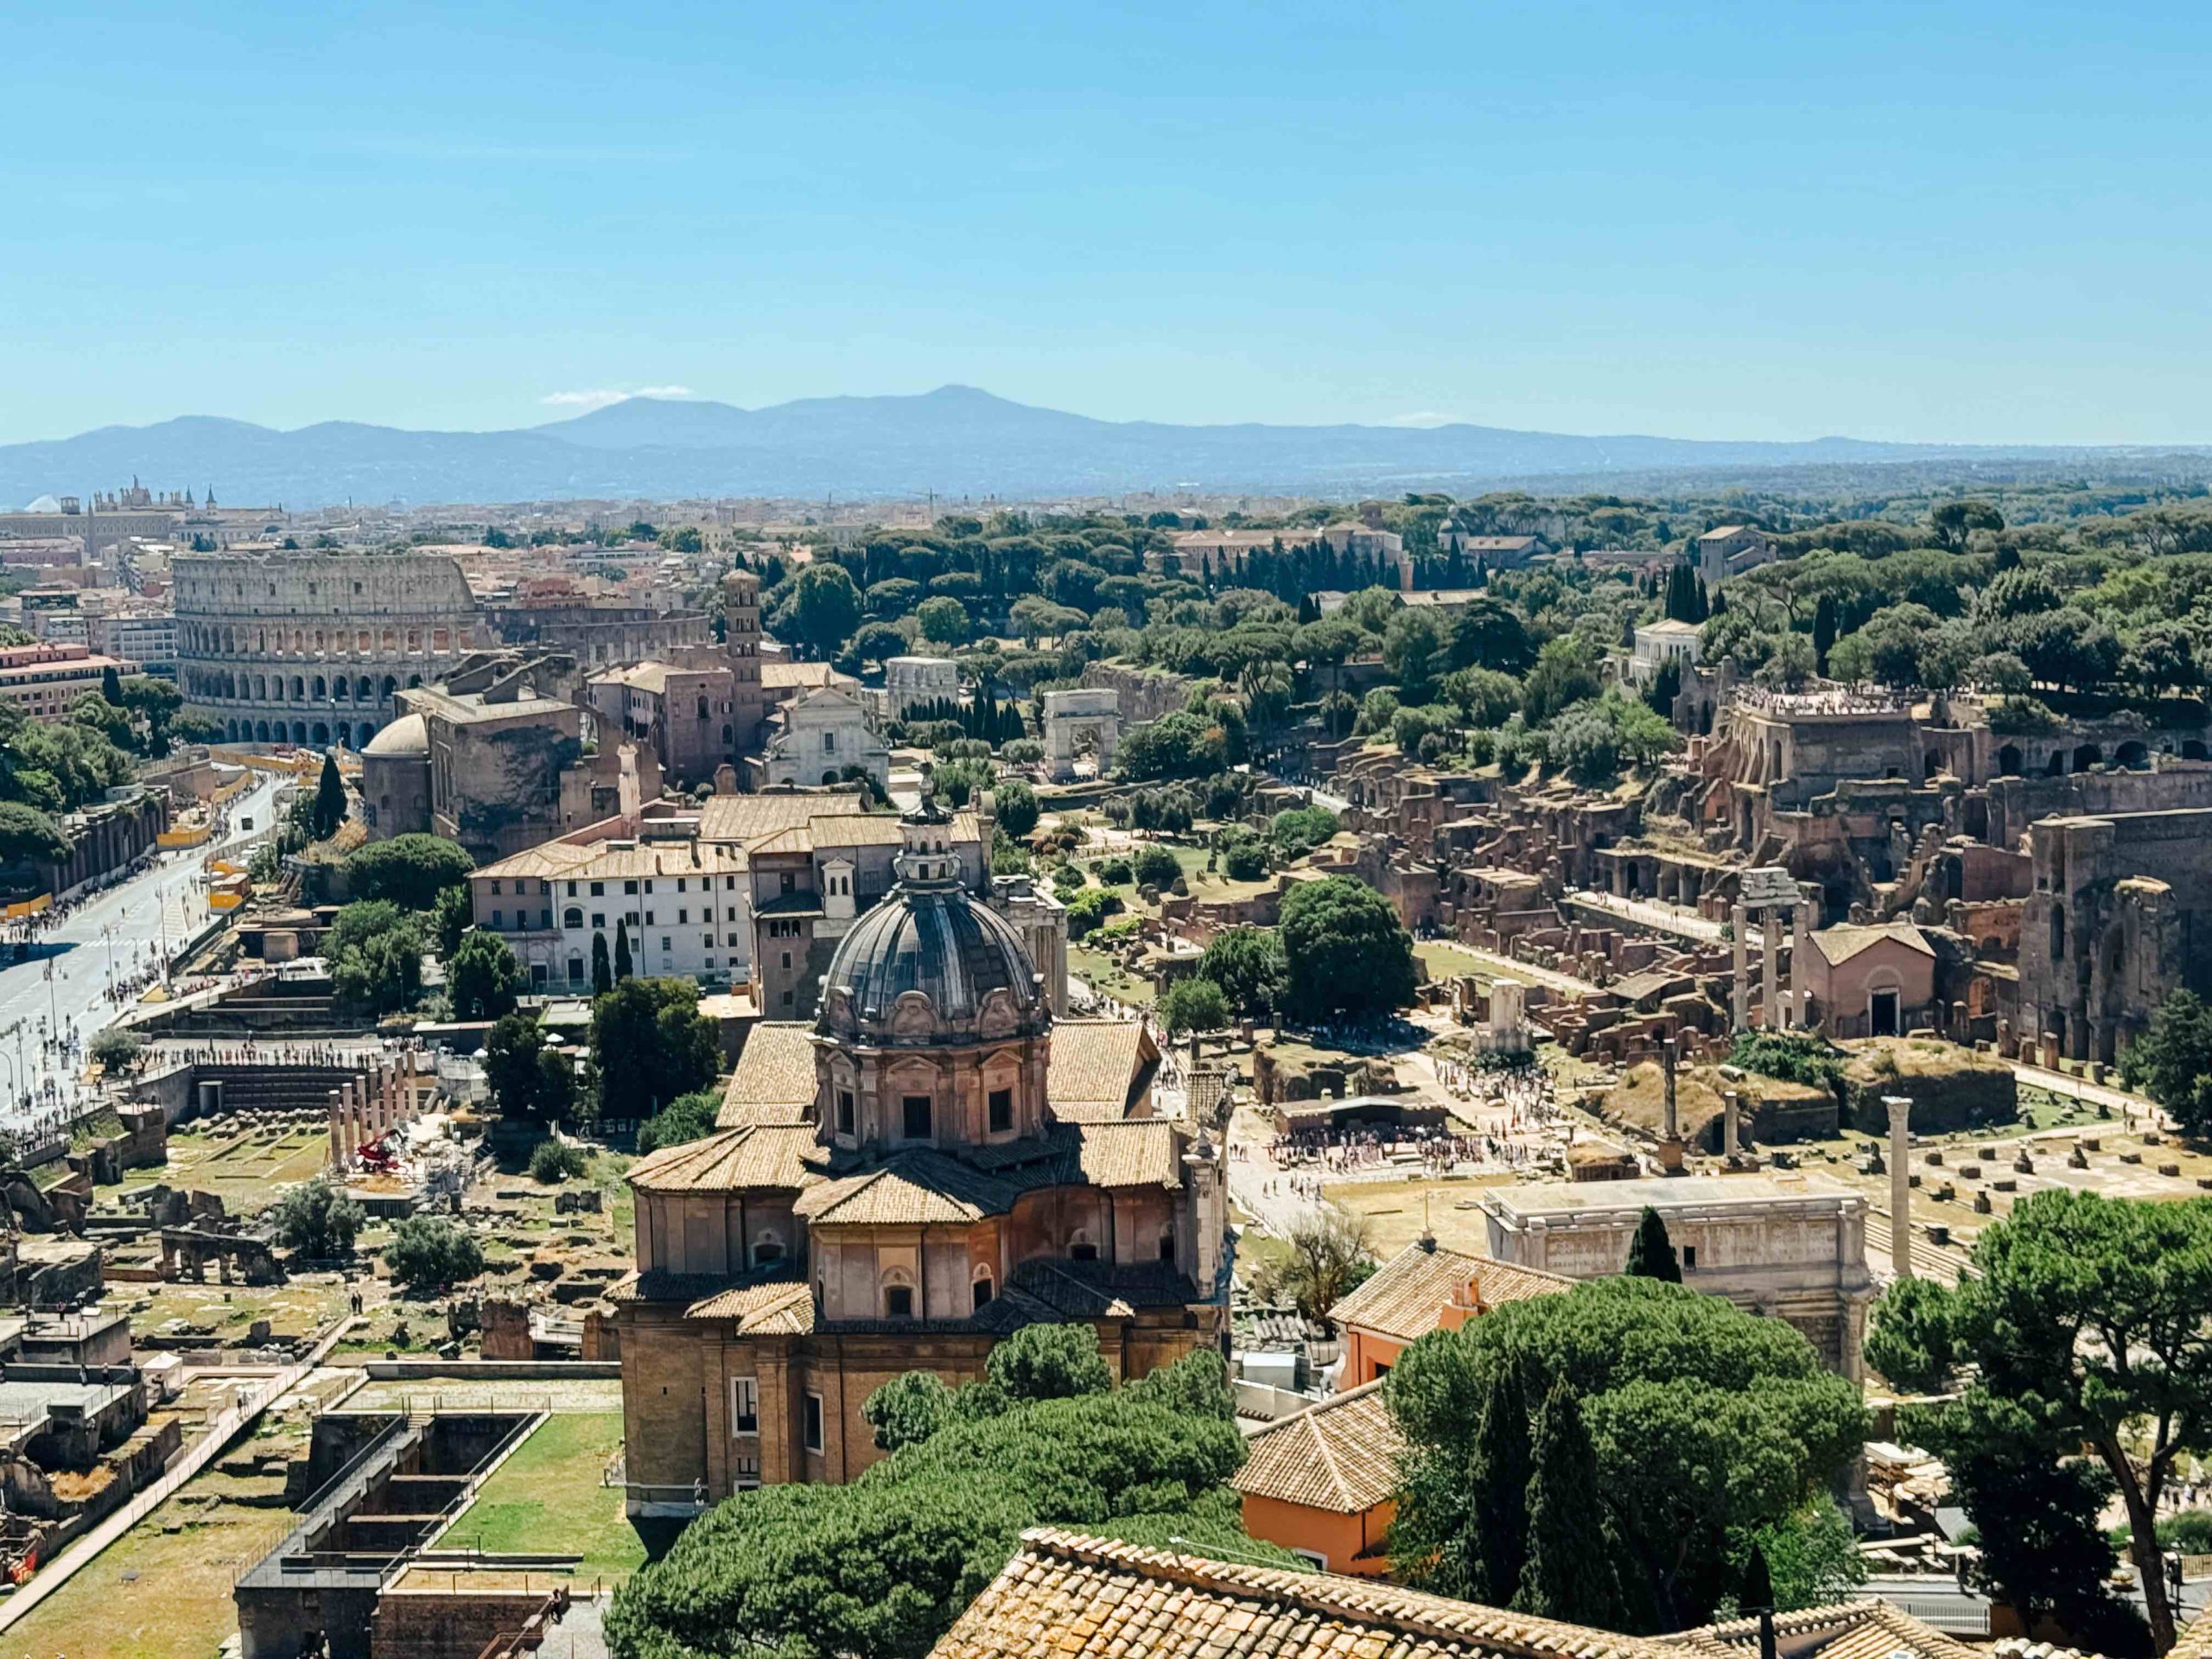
(2, 385, 2201, 512)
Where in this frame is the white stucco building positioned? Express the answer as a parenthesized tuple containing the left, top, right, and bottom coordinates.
(754, 684, 890, 791)
(1627, 618, 1703, 683)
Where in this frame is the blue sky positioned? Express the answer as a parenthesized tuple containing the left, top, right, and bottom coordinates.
(5, 1, 2212, 446)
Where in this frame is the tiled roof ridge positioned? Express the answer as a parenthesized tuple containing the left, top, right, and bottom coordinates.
(1669, 1599, 1981, 1659)
(1014, 1528, 1677, 1658)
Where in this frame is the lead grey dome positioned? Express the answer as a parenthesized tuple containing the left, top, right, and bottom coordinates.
(818, 868, 1044, 1046)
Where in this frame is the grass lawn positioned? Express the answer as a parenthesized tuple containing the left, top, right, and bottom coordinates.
(0, 1418, 305, 1659)
(1325, 1173, 1514, 1257)
(1069, 942, 1151, 1007)
(447, 1412, 644, 1582)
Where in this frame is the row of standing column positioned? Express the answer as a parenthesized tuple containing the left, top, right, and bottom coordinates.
(327, 1052, 423, 1170)
(1730, 898, 1811, 1033)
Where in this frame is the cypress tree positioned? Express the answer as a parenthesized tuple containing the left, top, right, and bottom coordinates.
(1624, 1205, 1682, 1282)
(101, 664, 125, 705)
(1812, 594, 1838, 671)
(1514, 1382, 1622, 1627)
(613, 918, 633, 982)
(590, 932, 613, 996)
(1469, 1358, 1533, 1606)
(312, 751, 347, 840)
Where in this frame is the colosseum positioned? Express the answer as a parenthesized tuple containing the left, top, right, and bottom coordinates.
(175, 550, 486, 748)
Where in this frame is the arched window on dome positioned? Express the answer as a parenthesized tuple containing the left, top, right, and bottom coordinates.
(972, 1269, 995, 1311)
(1068, 1230, 1098, 1263)
(881, 1268, 916, 1319)
(753, 1231, 785, 1268)
(1158, 1231, 1178, 1264)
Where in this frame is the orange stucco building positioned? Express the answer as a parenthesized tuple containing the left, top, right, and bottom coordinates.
(1328, 1237, 1573, 1390)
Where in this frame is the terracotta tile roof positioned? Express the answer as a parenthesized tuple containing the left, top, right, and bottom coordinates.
(1005, 1258, 1201, 1319)
(1328, 1240, 1573, 1344)
(1230, 1380, 1402, 1514)
(745, 813, 912, 855)
(1666, 1600, 1980, 1659)
(1046, 1019, 1160, 1122)
(793, 1150, 1027, 1226)
(473, 836, 745, 884)
(1069, 1121, 1183, 1188)
(1811, 921, 1936, 966)
(719, 1022, 818, 1125)
(683, 1275, 817, 1334)
(696, 791, 873, 845)
(760, 660, 853, 692)
(626, 1124, 818, 1193)
(931, 1529, 1686, 1659)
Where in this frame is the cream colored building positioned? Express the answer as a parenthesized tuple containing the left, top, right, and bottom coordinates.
(1479, 1174, 1873, 1377)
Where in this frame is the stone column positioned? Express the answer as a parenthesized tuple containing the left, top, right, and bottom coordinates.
(1661, 1038, 1679, 1142)
(1722, 1089, 1741, 1162)
(328, 1088, 347, 1170)
(1731, 903, 1750, 1031)
(1791, 899, 1810, 1031)
(1885, 1096, 1914, 1281)
(1761, 906, 1780, 1031)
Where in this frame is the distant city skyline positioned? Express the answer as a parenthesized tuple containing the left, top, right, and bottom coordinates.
(6, 3, 2212, 448)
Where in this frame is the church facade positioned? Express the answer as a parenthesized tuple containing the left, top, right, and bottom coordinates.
(615, 808, 1230, 1514)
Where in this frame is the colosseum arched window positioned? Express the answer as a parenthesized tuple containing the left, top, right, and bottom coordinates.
(312, 677, 326, 700)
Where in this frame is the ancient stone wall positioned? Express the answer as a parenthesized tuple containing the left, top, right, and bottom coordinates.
(175, 551, 482, 748)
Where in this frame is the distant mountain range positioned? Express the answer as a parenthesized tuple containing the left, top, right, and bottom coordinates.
(0, 385, 2200, 511)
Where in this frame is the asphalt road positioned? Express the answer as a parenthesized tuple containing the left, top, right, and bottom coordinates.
(0, 770, 280, 1119)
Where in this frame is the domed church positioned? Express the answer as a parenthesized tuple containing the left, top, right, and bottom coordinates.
(614, 807, 1230, 1514)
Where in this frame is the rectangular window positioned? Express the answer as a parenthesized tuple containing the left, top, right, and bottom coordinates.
(730, 1377, 759, 1436)
(804, 1392, 824, 1453)
(677, 908, 689, 924)
(836, 1089, 855, 1135)
(589, 880, 604, 897)
(988, 1088, 1013, 1134)
(541, 908, 552, 928)
(734, 1453, 761, 1490)
(661, 937, 671, 952)
(592, 912, 606, 928)
(645, 911, 656, 926)
(902, 1095, 932, 1140)
(1682, 1245, 1698, 1270)
(489, 880, 502, 896)
(625, 880, 639, 895)
(490, 909, 503, 929)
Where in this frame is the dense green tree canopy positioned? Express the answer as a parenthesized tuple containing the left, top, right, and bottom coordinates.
(1389, 1276, 1866, 1633)
(342, 833, 474, 911)
(1278, 875, 1417, 1023)
(606, 1344, 1274, 1659)
(591, 977, 721, 1123)
(446, 930, 524, 1021)
(1866, 1189, 2212, 1652)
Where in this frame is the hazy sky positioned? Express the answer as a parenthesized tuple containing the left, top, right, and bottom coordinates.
(7, 1, 2212, 446)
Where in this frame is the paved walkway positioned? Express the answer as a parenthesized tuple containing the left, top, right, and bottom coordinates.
(1563, 887, 1732, 945)
(0, 1314, 357, 1636)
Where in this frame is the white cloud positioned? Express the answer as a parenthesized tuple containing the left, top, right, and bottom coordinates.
(538, 385, 696, 410)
